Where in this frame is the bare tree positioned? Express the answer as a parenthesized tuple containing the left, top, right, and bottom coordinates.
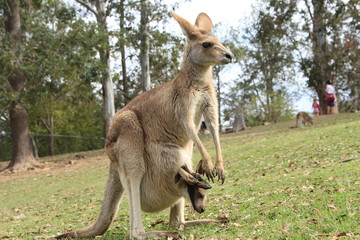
(75, 0, 115, 135)
(2, 0, 39, 172)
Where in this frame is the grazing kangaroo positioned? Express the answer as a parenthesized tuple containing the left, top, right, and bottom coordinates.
(296, 112, 313, 128)
(54, 11, 233, 239)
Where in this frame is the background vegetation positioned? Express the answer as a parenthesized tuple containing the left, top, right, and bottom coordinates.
(0, 113, 359, 239)
(1, 0, 359, 162)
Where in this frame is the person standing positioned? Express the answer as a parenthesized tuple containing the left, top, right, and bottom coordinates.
(325, 80, 336, 114)
(312, 97, 321, 116)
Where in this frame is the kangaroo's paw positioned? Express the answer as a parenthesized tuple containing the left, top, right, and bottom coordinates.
(196, 159, 215, 182)
(215, 161, 226, 184)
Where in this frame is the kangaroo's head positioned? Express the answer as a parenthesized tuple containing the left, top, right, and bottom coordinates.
(175, 165, 212, 213)
(171, 12, 234, 67)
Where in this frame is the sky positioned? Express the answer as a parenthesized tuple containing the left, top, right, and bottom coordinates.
(169, 0, 255, 27)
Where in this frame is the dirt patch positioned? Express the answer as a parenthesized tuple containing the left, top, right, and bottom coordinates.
(0, 149, 107, 183)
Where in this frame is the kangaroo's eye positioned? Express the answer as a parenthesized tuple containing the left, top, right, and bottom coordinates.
(202, 42, 213, 48)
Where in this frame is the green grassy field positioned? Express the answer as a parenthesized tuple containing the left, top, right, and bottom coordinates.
(1, 113, 359, 239)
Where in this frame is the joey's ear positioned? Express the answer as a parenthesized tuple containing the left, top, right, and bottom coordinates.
(195, 12, 213, 33)
(171, 11, 197, 38)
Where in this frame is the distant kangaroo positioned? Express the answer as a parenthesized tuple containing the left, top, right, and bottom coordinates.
(296, 112, 313, 128)
(54, 11, 233, 239)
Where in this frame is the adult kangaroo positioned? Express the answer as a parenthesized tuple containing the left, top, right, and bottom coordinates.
(54, 11, 233, 239)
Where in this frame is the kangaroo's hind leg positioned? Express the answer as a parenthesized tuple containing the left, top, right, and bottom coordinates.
(114, 110, 181, 239)
(54, 163, 124, 238)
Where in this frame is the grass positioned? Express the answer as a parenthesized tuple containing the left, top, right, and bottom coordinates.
(0, 113, 359, 239)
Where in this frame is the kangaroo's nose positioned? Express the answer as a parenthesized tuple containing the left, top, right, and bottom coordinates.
(225, 52, 233, 62)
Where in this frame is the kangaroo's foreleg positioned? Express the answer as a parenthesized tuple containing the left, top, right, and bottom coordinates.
(54, 163, 124, 238)
(202, 102, 225, 183)
(177, 104, 216, 181)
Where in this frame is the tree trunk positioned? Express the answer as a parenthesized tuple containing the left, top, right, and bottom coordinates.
(100, 49, 115, 135)
(309, 0, 331, 114)
(41, 115, 55, 156)
(119, 0, 129, 105)
(214, 67, 222, 132)
(233, 113, 247, 132)
(96, 0, 115, 136)
(48, 115, 54, 156)
(2, 0, 38, 172)
(350, 80, 360, 111)
(140, 0, 151, 92)
(75, 0, 115, 136)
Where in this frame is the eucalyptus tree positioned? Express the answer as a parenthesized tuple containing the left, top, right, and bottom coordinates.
(1, 0, 39, 171)
(113, 0, 183, 108)
(75, 0, 116, 135)
(227, 0, 297, 124)
(23, 1, 103, 156)
(299, 0, 360, 113)
(326, 0, 359, 112)
(140, 0, 151, 92)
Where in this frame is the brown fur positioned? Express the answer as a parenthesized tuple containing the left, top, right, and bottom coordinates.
(54, 12, 233, 239)
(296, 112, 313, 128)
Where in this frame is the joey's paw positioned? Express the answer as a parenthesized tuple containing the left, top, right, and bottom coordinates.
(196, 159, 215, 182)
(215, 163, 226, 184)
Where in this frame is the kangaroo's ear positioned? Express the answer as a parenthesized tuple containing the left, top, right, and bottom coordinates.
(195, 12, 213, 33)
(171, 11, 197, 38)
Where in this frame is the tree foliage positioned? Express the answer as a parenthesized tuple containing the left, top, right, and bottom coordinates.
(1, 0, 358, 164)
(0, 0, 186, 162)
(299, 0, 360, 112)
(224, 0, 297, 125)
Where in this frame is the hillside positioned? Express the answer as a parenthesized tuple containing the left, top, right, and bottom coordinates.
(1, 113, 359, 239)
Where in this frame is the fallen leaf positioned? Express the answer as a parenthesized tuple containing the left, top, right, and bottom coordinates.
(217, 213, 230, 222)
(328, 204, 338, 210)
(230, 222, 242, 227)
(11, 214, 25, 220)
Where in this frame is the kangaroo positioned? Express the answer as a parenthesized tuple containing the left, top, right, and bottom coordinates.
(55, 165, 212, 239)
(54, 12, 233, 239)
(296, 112, 313, 128)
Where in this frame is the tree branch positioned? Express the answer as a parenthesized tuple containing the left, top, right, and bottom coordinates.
(40, 117, 51, 133)
(75, 0, 98, 18)
(304, 0, 314, 22)
(106, 0, 116, 16)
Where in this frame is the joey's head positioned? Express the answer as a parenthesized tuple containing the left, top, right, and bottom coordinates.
(171, 12, 234, 67)
(175, 167, 212, 213)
